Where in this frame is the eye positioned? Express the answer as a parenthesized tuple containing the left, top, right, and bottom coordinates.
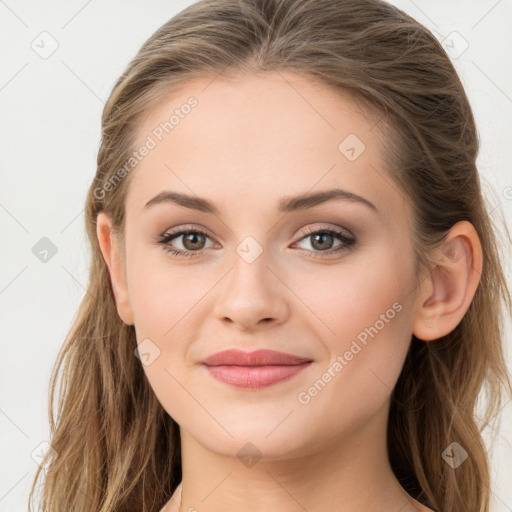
(156, 225, 356, 259)
(157, 227, 217, 258)
(292, 225, 356, 258)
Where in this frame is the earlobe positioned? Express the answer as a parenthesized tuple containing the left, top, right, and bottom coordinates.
(96, 212, 134, 326)
(412, 221, 483, 342)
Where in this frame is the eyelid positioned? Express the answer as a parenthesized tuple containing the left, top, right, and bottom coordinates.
(160, 223, 216, 239)
(298, 223, 354, 239)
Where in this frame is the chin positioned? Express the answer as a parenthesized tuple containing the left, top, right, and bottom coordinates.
(189, 421, 319, 462)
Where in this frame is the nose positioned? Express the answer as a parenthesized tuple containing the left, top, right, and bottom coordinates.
(213, 249, 290, 331)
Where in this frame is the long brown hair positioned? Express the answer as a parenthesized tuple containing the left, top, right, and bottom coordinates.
(28, 1, 512, 510)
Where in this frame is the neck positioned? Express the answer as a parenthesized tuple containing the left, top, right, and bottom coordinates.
(173, 399, 424, 512)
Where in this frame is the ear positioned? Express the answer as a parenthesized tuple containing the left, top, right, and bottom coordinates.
(96, 211, 134, 326)
(412, 220, 483, 341)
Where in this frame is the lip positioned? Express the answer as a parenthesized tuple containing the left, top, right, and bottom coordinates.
(202, 349, 313, 389)
(202, 349, 312, 366)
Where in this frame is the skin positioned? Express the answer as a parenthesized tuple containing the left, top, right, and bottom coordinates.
(96, 71, 483, 512)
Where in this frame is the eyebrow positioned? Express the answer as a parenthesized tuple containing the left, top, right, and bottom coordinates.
(143, 188, 378, 214)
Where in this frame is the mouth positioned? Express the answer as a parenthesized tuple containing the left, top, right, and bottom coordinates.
(201, 349, 313, 389)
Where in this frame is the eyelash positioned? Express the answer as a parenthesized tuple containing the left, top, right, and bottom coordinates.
(156, 224, 356, 259)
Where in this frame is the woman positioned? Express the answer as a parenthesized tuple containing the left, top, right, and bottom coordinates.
(29, 0, 511, 511)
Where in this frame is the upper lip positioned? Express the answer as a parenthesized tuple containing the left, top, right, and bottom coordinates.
(202, 349, 312, 366)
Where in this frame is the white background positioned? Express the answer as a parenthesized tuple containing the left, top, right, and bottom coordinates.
(0, 1, 511, 510)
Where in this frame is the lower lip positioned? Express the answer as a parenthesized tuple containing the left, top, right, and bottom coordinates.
(204, 362, 312, 389)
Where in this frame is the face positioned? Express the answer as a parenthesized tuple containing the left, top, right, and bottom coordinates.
(105, 71, 423, 459)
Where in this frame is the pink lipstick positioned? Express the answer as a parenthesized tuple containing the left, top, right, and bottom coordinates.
(202, 349, 312, 389)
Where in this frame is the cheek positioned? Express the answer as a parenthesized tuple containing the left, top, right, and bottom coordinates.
(295, 247, 415, 400)
(294, 250, 413, 348)
(126, 247, 208, 338)
(129, 260, 202, 420)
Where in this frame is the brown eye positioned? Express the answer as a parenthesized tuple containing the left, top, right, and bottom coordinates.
(181, 232, 207, 251)
(157, 225, 356, 259)
(294, 227, 356, 257)
(309, 231, 335, 251)
(157, 228, 216, 258)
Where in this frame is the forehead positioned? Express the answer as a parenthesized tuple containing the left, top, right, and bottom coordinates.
(126, 71, 409, 226)
(134, 71, 381, 158)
